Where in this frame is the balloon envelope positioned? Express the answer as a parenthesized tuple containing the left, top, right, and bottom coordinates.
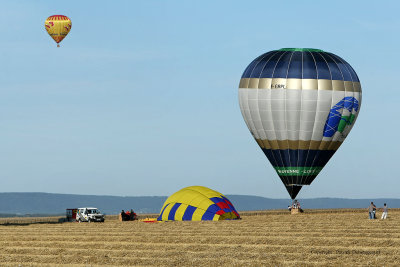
(238, 48, 362, 199)
(44, 15, 71, 46)
(157, 186, 240, 221)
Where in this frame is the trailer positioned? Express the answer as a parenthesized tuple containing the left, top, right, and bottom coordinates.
(66, 208, 78, 222)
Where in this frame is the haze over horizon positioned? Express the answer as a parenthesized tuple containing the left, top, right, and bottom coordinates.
(1, 1, 399, 199)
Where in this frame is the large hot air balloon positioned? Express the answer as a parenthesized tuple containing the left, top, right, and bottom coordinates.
(157, 186, 240, 221)
(238, 48, 362, 199)
(44, 15, 72, 47)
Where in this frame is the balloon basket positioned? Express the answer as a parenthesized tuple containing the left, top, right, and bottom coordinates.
(57, 44, 60, 47)
(291, 208, 300, 215)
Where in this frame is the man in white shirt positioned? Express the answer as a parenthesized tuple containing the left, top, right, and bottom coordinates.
(381, 203, 388, 220)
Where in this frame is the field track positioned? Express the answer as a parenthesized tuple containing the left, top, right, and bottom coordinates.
(1, 209, 399, 266)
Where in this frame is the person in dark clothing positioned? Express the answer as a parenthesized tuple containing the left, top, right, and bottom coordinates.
(368, 202, 376, 219)
(121, 210, 128, 221)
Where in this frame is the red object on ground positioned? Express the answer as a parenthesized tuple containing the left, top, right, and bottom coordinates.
(66, 209, 77, 221)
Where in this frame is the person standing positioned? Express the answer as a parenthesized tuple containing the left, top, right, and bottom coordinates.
(381, 203, 388, 220)
(373, 205, 377, 219)
(121, 210, 127, 221)
(368, 202, 376, 219)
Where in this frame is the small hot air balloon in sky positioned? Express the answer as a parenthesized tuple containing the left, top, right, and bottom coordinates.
(44, 15, 72, 47)
(238, 48, 362, 199)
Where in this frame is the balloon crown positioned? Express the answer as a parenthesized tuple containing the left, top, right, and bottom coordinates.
(278, 48, 324, 52)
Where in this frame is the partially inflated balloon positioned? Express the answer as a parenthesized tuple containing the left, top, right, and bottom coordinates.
(44, 15, 72, 47)
(238, 48, 362, 199)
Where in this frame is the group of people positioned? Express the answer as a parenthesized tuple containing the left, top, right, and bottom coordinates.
(120, 209, 137, 221)
(288, 200, 304, 212)
(286, 200, 389, 219)
(368, 202, 388, 219)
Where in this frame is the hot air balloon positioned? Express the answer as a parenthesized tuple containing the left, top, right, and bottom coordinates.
(238, 48, 362, 199)
(157, 186, 240, 221)
(44, 15, 72, 47)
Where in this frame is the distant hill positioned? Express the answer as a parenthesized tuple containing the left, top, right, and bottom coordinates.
(0, 193, 165, 216)
(0, 192, 399, 216)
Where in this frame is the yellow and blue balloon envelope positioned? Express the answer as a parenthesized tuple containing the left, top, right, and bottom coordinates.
(157, 186, 240, 221)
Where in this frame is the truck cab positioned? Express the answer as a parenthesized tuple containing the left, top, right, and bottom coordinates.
(76, 207, 105, 222)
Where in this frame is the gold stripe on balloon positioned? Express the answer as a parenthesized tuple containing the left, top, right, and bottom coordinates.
(332, 80, 345, 91)
(239, 78, 250, 88)
(239, 78, 361, 92)
(259, 78, 272, 89)
(318, 79, 332, 91)
(248, 78, 259, 88)
(286, 79, 302, 89)
(255, 139, 343, 151)
(301, 79, 318, 90)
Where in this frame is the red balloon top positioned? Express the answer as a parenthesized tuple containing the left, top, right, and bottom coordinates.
(47, 15, 70, 21)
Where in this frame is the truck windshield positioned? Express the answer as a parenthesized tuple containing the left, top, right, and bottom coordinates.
(87, 209, 99, 214)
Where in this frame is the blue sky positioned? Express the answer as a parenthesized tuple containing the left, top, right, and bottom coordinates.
(0, 1, 399, 198)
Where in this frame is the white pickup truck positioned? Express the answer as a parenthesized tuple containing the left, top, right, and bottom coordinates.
(76, 207, 105, 222)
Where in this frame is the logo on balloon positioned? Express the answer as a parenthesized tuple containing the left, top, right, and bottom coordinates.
(323, 96, 359, 138)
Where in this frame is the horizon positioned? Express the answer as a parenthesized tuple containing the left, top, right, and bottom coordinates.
(1, 191, 399, 200)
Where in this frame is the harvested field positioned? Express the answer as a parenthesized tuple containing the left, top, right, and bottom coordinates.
(0, 209, 399, 266)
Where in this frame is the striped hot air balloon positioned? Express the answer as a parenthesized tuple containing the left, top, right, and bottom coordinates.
(157, 186, 240, 221)
(238, 48, 362, 199)
(44, 15, 72, 47)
